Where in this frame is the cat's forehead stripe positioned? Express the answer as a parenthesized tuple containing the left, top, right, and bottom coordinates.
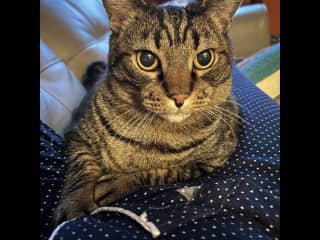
(167, 8, 184, 44)
(154, 30, 161, 49)
(182, 11, 193, 44)
(153, 7, 199, 49)
(178, 8, 188, 43)
(156, 8, 173, 47)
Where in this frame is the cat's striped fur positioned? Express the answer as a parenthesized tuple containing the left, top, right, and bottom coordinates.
(54, 0, 242, 225)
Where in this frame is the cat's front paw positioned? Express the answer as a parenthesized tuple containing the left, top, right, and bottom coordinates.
(53, 192, 98, 227)
(93, 174, 138, 207)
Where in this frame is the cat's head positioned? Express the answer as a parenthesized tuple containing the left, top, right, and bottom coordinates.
(103, 0, 241, 123)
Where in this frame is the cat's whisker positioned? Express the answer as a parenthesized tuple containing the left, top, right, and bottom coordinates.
(127, 112, 153, 147)
(211, 108, 258, 136)
(137, 112, 152, 138)
(214, 105, 253, 128)
(139, 113, 155, 141)
(109, 103, 131, 111)
(108, 111, 142, 146)
(116, 106, 148, 137)
(205, 110, 236, 137)
(218, 98, 254, 115)
(209, 109, 237, 127)
(213, 95, 246, 110)
(200, 110, 235, 138)
(210, 96, 258, 130)
(211, 108, 245, 129)
(126, 112, 151, 145)
(199, 111, 213, 122)
(211, 107, 241, 123)
(118, 109, 144, 133)
(213, 106, 259, 132)
(215, 106, 246, 122)
(107, 108, 136, 126)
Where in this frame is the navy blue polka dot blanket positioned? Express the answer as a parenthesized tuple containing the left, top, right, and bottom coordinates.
(40, 66, 280, 240)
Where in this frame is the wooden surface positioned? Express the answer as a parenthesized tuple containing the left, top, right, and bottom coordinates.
(263, 0, 280, 35)
(242, 0, 280, 36)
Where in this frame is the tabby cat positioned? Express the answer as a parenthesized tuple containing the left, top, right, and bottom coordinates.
(54, 0, 242, 225)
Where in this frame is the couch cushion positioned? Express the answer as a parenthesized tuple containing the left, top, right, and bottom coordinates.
(40, 0, 111, 81)
(230, 3, 271, 58)
(40, 0, 112, 135)
(40, 40, 87, 136)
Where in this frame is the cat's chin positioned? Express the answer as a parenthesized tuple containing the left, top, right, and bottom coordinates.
(159, 112, 191, 123)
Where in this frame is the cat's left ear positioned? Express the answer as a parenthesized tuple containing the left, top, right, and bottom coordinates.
(102, 0, 146, 33)
(200, 0, 242, 32)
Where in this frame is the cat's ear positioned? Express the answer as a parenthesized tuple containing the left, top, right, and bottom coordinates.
(200, 0, 242, 32)
(102, 0, 146, 33)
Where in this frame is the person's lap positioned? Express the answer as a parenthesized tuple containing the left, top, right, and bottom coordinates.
(40, 66, 280, 240)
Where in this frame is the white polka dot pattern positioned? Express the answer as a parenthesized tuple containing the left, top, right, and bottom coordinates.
(40, 121, 67, 240)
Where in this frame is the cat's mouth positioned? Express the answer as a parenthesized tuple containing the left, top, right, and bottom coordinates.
(159, 112, 191, 123)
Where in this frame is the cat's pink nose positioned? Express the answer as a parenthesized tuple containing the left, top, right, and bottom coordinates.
(169, 94, 189, 108)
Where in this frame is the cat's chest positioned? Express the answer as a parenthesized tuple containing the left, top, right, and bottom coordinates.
(100, 132, 221, 174)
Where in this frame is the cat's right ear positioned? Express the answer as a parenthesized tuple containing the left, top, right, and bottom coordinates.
(199, 0, 243, 33)
(102, 0, 146, 33)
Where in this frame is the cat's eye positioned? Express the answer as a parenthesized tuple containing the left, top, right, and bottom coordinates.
(137, 51, 159, 71)
(193, 49, 217, 70)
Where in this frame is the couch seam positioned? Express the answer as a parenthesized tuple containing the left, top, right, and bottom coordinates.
(64, 31, 110, 64)
(40, 58, 63, 74)
(40, 31, 109, 77)
(40, 87, 72, 114)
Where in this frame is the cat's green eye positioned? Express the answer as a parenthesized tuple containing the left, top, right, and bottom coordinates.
(137, 51, 159, 71)
(193, 49, 217, 70)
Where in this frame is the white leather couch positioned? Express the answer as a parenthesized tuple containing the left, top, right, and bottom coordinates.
(40, 0, 270, 136)
(40, 0, 111, 136)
